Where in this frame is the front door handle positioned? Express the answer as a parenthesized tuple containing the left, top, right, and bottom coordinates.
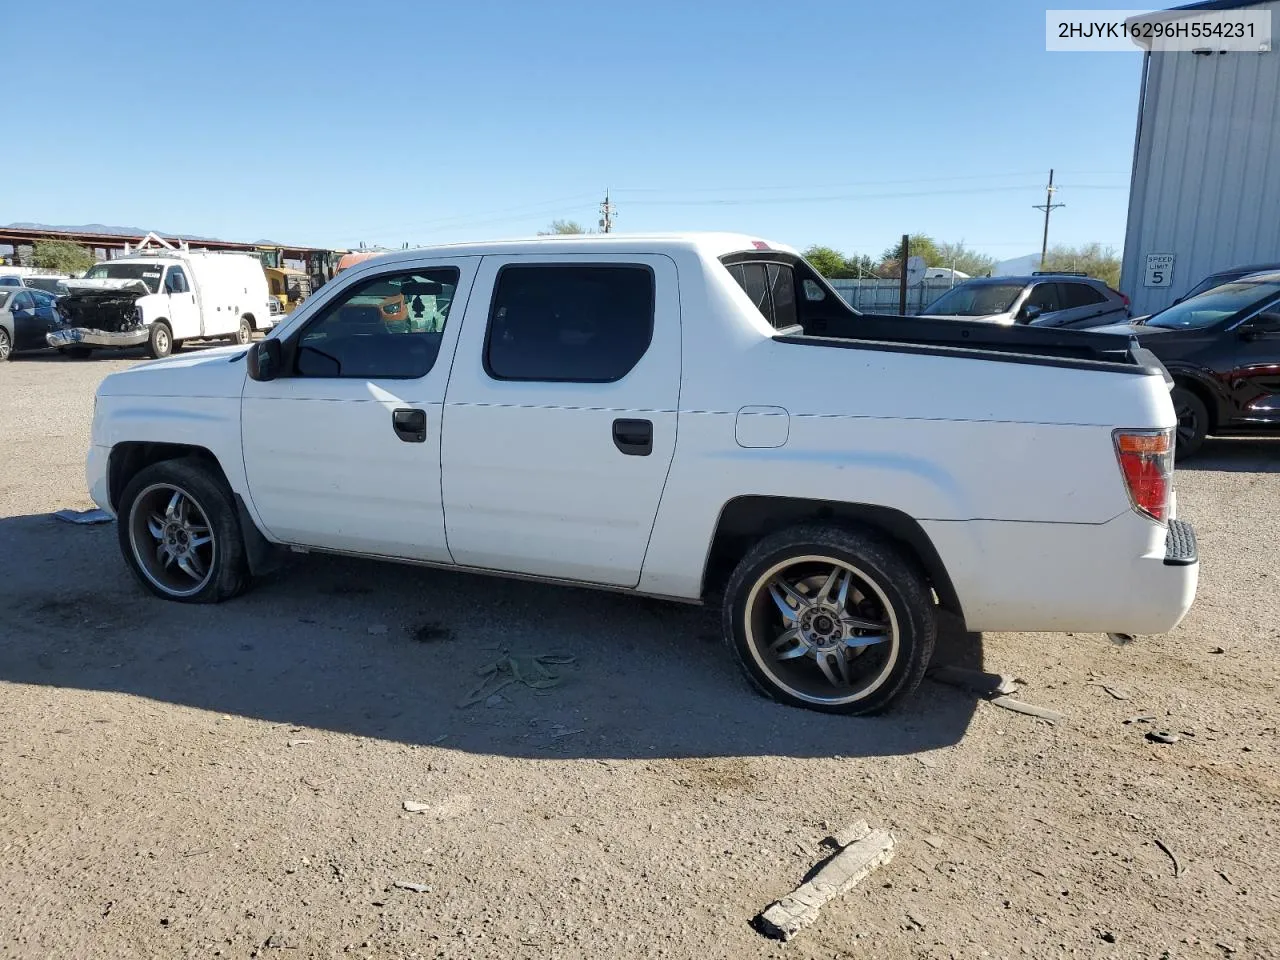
(392, 407, 427, 443)
(612, 418, 653, 456)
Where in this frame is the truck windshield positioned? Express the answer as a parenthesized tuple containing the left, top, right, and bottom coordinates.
(923, 283, 1024, 316)
(1144, 277, 1280, 329)
(83, 262, 165, 294)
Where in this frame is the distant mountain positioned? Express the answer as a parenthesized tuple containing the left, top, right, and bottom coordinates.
(4, 221, 223, 242)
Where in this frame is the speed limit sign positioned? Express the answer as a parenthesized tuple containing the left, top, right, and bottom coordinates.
(1144, 253, 1174, 287)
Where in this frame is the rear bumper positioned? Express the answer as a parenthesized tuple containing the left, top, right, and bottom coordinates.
(47, 326, 147, 349)
(923, 511, 1199, 636)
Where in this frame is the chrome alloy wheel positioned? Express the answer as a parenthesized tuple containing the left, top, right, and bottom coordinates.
(743, 556, 899, 706)
(127, 483, 216, 598)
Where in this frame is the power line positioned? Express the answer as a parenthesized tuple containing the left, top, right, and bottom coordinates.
(613, 170, 1128, 194)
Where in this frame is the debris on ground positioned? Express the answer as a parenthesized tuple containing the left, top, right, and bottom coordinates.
(1088, 681, 1133, 701)
(287, 739, 314, 748)
(460, 652, 577, 707)
(989, 696, 1064, 725)
(1210, 646, 1226, 655)
(1124, 715, 1158, 725)
(1107, 632, 1136, 645)
(1154, 837, 1182, 877)
(1147, 731, 1180, 744)
(392, 881, 430, 893)
(402, 800, 430, 813)
(52, 508, 112, 525)
(928, 665, 1019, 697)
(755, 821, 896, 941)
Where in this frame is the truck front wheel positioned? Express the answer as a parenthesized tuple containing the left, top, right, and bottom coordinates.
(722, 524, 936, 715)
(147, 321, 173, 359)
(117, 458, 249, 603)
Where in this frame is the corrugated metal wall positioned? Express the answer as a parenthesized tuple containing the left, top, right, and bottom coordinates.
(1121, 0, 1280, 316)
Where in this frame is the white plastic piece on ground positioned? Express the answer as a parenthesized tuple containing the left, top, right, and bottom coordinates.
(52, 508, 113, 525)
(756, 826, 896, 941)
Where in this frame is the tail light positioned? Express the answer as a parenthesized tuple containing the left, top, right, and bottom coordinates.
(1108, 286, 1131, 309)
(1113, 428, 1173, 522)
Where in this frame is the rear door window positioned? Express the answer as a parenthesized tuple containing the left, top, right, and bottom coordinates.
(485, 264, 654, 382)
(1060, 282, 1106, 308)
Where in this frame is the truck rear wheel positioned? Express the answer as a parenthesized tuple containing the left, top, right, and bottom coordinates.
(117, 458, 248, 604)
(235, 317, 252, 345)
(147, 321, 173, 359)
(722, 524, 936, 715)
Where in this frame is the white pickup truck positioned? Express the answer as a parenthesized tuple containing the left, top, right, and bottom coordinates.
(86, 234, 1198, 715)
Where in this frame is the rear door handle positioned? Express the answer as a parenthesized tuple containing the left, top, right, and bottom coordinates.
(392, 407, 427, 443)
(612, 418, 653, 456)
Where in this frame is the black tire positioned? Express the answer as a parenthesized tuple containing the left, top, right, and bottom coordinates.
(722, 524, 936, 715)
(117, 458, 249, 604)
(147, 321, 173, 359)
(235, 316, 252, 345)
(1171, 386, 1209, 460)
(0, 327, 11, 361)
(60, 346, 93, 359)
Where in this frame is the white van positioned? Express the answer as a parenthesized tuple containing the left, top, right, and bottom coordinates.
(48, 244, 274, 358)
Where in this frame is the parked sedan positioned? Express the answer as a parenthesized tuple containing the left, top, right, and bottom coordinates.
(0, 288, 60, 360)
(1091, 270, 1280, 457)
(920, 273, 1129, 328)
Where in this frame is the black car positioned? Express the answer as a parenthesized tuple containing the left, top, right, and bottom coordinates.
(0, 288, 60, 360)
(1172, 261, 1280, 305)
(1092, 270, 1280, 457)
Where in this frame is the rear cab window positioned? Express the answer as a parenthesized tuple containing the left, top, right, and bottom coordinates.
(720, 251, 849, 332)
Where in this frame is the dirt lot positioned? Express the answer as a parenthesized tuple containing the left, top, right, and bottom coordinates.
(0, 349, 1277, 960)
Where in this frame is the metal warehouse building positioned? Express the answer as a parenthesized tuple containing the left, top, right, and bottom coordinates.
(1122, 0, 1280, 316)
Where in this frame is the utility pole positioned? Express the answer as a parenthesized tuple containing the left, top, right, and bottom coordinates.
(898, 234, 909, 315)
(1033, 168, 1065, 269)
(598, 189, 616, 234)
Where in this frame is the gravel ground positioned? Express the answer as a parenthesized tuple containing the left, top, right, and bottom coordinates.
(1, 350, 1277, 960)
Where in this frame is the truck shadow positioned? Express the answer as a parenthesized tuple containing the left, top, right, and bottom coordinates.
(0, 514, 981, 760)
(10, 339, 253, 363)
(1179, 437, 1280, 474)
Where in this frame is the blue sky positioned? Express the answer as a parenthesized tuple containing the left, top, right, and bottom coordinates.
(7, 1, 1146, 261)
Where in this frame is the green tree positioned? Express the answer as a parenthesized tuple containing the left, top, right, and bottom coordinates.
(1040, 243, 1121, 288)
(33, 239, 95, 275)
(802, 245, 849, 278)
(934, 241, 997, 278)
(842, 253, 879, 278)
(880, 234, 941, 275)
(538, 219, 590, 235)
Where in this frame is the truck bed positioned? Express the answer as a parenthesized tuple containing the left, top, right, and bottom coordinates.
(783, 313, 1158, 374)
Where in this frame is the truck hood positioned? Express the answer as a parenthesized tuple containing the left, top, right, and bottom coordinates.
(97, 346, 250, 399)
(62, 278, 152, 295)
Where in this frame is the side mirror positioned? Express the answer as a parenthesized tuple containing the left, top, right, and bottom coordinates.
(246, 338, 283, 381)
(1019, 303, 1043, 323)
(1241, 312, 1280, 341)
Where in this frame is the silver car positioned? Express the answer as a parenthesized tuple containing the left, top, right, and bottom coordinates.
(921, 273, 1130, 328)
